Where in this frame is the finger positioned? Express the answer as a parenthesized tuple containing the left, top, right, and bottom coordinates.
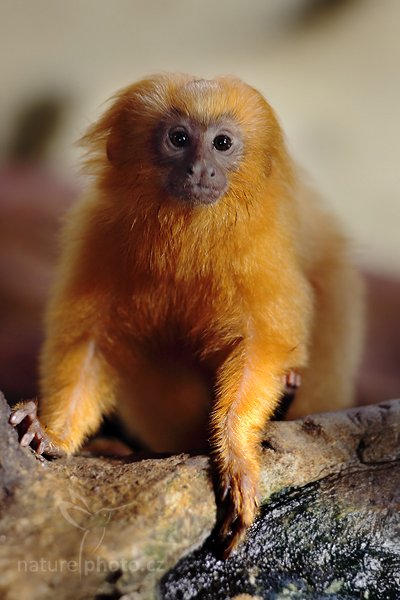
(287, 370, 297, 387)
(9, 401, 37, 425)
(20, 431, 35, 447)
(36, 439, 46, 455)
(9, 409, 31, 426)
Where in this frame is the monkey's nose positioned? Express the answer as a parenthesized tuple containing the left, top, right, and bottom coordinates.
(187, 162, 216, 181)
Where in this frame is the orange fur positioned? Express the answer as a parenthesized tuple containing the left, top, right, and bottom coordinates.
(37, 74, 364, 554)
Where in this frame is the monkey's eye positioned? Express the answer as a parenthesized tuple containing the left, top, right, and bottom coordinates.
(169, 129, 190, 148)
(213, 135, 232, 152)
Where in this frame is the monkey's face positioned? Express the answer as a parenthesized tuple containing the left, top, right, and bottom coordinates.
(155, 115, 243, 205)
(86, 75, 283, 210)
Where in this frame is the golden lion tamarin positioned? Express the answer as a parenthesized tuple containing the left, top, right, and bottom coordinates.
(10, 73, 364, 556)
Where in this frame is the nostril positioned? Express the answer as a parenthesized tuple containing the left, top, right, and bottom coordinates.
(210, 169, 215, 178)
(187, 165, 194, 176)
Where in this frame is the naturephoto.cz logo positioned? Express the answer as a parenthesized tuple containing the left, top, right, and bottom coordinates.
(17, 490, 166, 577)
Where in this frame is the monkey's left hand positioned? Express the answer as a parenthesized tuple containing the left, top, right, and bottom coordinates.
(215, 462, 260, 558)
(283, 369, 301, 395)
(9, 400, 65, 458)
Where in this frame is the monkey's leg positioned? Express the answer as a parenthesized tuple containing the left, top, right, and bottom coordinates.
(286, 263, 364, 419)
(10, 339, 116, 456)
(210, 343, 287, 557)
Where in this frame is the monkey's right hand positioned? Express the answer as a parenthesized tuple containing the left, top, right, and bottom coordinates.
(9, 400, 65, 458)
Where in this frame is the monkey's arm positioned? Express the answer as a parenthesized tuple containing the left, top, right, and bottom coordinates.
(286, 186, 364, 418)
(210, 338, 299, 557)
(10, 331, 117, 455)
(42, 333, 116, 453)
(9, 193, 123, 455)
(286, 257, 364, 419)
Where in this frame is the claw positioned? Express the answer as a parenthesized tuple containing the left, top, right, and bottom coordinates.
(220, 483, 230, 503)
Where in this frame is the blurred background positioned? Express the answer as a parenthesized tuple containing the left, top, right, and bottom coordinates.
(0, 0, 399, 406)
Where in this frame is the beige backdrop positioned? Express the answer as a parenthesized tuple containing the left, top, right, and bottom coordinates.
(1, 0, 399, 274)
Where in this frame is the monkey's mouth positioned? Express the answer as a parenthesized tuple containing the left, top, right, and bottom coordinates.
(172, 182, 226, 205)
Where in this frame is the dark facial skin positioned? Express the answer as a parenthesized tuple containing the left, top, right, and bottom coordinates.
(155, 114, 243, 205)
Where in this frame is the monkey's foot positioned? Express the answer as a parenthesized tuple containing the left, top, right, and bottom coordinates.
(9, 400, 65, 458)
(283, 369, 301, 395)
(216, 468, 259, 559)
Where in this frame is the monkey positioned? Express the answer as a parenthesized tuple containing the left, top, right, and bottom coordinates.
(9, 73, 364, 557)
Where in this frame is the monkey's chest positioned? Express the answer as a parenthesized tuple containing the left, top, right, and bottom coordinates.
(116, 349, 214, 452)
(118, 273, 243, 355)
(109, 274, 243, 451)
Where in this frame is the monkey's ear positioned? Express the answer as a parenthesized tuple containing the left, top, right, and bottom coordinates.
(106, 133, 119, 163)
(106, 125, 131, 165)
(84, 97, 126, 165)
(80, 110, 124, 169)
(105, 109, 132, 165)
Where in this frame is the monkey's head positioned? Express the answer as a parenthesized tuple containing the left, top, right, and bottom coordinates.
(83, 74, 289, 209)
